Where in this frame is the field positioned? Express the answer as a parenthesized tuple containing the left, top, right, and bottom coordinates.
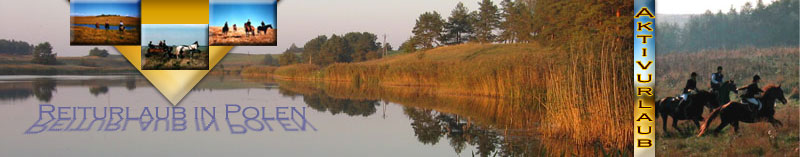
(209, 26, 276, 46)
(142, 46, 209, 70)
(70, 16, 140, 45)
(244, 43, 633, 149)
(655, 47, 800, 156)
(0, 54, 135, 75)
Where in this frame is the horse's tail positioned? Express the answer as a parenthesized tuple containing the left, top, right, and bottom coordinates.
(698, 105, 723, 137)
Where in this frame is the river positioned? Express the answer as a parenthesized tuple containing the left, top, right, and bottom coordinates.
(0, 75, 627, 156)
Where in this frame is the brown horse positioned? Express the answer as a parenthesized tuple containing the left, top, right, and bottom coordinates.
(244, 22, 255, 37)
(656, 90, 719, 133)
(698, 84, 788, 136)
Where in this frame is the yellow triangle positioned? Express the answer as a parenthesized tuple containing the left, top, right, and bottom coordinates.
(115, 46, 232, 105)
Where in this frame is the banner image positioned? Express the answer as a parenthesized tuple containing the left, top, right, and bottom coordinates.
(0, 0, 796, 156)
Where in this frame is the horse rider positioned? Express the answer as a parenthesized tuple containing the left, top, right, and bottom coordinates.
(737, 75, 763, 114)
(677, 72, 698, 118)
(710, 66, 724, 92)
(104, 20, 110, 30)
(148, 41, 155, 49)
(119, 21, 124, 31)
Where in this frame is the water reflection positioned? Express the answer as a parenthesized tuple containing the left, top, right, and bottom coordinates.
(0, 75, 630, 156)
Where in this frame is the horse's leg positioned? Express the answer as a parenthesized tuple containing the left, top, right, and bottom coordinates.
(713, 121, 729, 135)
(672, 118, 682, 132)
(769, 118, 783, 128)
(662, 114, 669, 133)
(731, 121, 740, 134)
(693, 120, 701, 129)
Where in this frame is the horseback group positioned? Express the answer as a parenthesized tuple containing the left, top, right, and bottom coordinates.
(94, 20, 126, 32)
(221, 19, 272, 37)
(656, 66, 788, 136)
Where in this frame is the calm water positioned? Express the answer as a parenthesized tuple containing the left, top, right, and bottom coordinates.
(0, 75, 621, 156)
(73, 24, 137, 30)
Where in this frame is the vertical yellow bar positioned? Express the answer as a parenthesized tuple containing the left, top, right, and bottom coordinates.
(634, 0, 656, 156)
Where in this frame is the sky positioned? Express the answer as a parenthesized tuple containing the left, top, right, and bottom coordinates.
(70, 2, 140, 17)
(657, 0, 775, 14)
(142, 24, 208, 46)
(210, 3, 277, 28)
(0, 0, 779, 56)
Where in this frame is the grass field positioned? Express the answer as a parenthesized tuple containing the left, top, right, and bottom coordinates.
(142, 46, 209, 70)
(209, 26, 276, 46)
(655, 47, 800, 156)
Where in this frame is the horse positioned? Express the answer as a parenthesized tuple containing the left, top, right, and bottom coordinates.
(244, 22, 255, 37)
(222, 22, 229, 35)
(698, 84, 788, 136)
(711, 80, 737, 105)
(655, 90, 719, 133)
(257, 22, 272, 34)
(174, 41, 199, 59)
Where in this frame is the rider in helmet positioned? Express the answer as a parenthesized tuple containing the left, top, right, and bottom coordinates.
(737, 75, 764, 113)
(710, 66, 724, 92)
(678, 72, 698, 118)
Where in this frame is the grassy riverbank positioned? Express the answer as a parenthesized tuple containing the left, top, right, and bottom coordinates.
(243, 43, 634, 149)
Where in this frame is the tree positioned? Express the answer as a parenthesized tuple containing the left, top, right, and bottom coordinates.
(474, 0, 500, 43)
(319, 34, 351, 65)
(262, 54, 278, 66)
(498, 0, 534, 43)
(0, 39, 33, 55)
(302, 35, 328, 65)
(278, 50, 298, 66)
(31, 42, 57, 65)
(344, 32, 379, 62)
(88, 47, 109, 57)
(412, 11, 445, 50)
(399, 37, 418, 53)
(444, 2, 476, 45)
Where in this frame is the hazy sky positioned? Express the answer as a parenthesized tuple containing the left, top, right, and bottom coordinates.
(658, 0, 775, 14)
(0, 0, 777, 56)
(142, 24, 209, 46)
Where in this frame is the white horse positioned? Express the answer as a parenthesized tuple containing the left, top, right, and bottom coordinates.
(174, 41, 199, 59)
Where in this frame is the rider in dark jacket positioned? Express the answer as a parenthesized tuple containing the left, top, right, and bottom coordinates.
(738, 75, 763, 112)
(678, 72, 698, 118)
(710, 66, 724, 91)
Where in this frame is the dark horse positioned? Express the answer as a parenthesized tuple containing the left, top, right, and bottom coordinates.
(711, 80, 738, 105)
(698, 84, 788, 136)
(244, 21, 255, 37)
(257, 21, 272, 34)
(222, 22, 229, 35)
(656, 90, 719, 133)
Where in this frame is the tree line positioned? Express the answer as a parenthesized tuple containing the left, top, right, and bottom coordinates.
(0, 39, 33, 55)
(401, 0, 537, 52)
(279, 32, 392, 66)
(657, 0, 799, 53)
